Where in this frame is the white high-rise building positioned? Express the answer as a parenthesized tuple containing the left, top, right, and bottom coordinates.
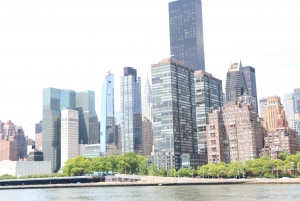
(61, 109, 79, 168)
(142, 75, 152, 122)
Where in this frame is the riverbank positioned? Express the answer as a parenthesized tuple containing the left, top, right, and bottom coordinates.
(1, 177, 300, 190)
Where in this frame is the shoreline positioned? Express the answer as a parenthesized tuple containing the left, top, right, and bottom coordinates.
(1, 178, 300, 190)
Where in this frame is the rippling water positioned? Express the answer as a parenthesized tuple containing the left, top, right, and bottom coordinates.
(2, 184, 300, 201)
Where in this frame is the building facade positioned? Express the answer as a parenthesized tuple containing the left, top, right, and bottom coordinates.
(264, 96, 288, 130)
(152, 58, 198, 170)
(283, 93, 295, 126)
(76, 90, 99, 145)
(259, 97, 267, 119)
(225, 61, 247, 102)
(100, 72, 115, 156)
(206, 101, 265, 164)
(263, 115, 300, 159)
(142, 117, 153, 156)
(194, 70, 223, 166)
(42, 88, 76, 172)
(169, 0, 205, 71)
(294, 88, 300, 113)
(142, 76, 153, 122)
(120, 67, 142, 154)
(61, 109, 79, 168)
(291, 114, 300, 141)
(241, 66, 258, 113)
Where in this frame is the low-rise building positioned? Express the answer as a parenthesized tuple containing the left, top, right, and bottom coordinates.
(0, 161, 51, 176)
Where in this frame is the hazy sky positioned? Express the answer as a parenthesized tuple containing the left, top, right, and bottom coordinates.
(1, 0, 300, 139)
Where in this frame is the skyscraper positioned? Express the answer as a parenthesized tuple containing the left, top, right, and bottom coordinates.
(76, 91, 99, 144)
(283, 93, 295, 126)
(42, 88, 76, 172)
(100, 71, 115, 156)
(194, 70, 223, 166)
(142, 75, 152, 122)
(120, 67, 142, 154)
(152, 58, 199, 170)
(242, 66, 258, 113)
(226, 61, 247, 102)
(259, 97, 268, 118)
(61, 109, 78, 168)
(169, 0, 205, 71)
(294, 88, 300, 113)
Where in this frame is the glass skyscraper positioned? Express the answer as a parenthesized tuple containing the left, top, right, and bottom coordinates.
(152, 58, 198, 170)
(120, 67, 142, 154)
(194, 70, 223, 166)
(42, 88, 76, 172)
(226, 61, 247, 102)
(242, 66, 258, 113)
(169, 0, 205, 71)
(294, 88, 300, 114)
(76, 90, 99, 144)
(100, 72, 115, 156)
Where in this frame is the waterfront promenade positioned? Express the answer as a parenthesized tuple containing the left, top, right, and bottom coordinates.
(1, 175, 300, 190)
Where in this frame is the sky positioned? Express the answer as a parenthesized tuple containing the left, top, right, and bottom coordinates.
(0, 0, 300, 139)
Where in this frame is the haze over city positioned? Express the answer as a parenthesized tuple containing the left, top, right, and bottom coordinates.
(1, 0, 300, 138)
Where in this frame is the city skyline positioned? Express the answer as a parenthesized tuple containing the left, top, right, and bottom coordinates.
(1, 0, 300, 139)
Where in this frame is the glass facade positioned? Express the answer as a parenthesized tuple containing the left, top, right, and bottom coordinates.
(100, 72, 115, 156)
(152, 59, 198, 170)
(294, 88, 300, 114)
(76, 91, 99, 145)
(42, 88, 76, 172)
(259, 97, 267, 118)
(120, 67, 142, 154)
(283, 93, 295, 126)
(169, 0, 205, 71)
(226, 61, 247, 102)
(194, 70, 223, 166)
(242, 66, 258, 113)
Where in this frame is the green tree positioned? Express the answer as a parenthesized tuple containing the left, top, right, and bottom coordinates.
(227, 162, 244, 178)
(167, 168, 177, 177)
(62, 156, 92, 176)
(198, 165, 209, 178)
(158, 167, 167, 177)
(216, 162, 228, 178)
(148, 164, 157, 176)
(278, 151, 290, 161)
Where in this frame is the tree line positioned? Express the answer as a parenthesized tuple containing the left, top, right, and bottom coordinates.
(63, 151, 300, 178)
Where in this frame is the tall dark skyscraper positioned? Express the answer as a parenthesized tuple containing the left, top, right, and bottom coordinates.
(152, 58, 199, 170)
(242, 66, 258, 113)
(169, 0, 205, 71)
(226, 61, 247, 103)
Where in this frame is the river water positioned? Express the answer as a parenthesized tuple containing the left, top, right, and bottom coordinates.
(2, 184, 300, 201)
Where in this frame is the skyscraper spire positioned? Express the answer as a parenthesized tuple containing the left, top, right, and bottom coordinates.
(142, 74, 152, 122)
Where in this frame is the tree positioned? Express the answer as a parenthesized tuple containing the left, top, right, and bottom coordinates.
(158, 167, 167, 177)
(216, 162, 228, 178)
(227, 162, 244, 178)
(198, 165, 209, 178)
(62, 156, 92, 176)
(168, 168, 177, 177)
(148, 164, 157, 176)
(278, 151, 290, 161)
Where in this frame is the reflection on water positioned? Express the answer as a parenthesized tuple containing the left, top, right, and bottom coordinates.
(3, 184, 300, 201)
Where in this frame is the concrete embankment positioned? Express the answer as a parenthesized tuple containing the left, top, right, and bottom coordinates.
(1, 177, 300, 190)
